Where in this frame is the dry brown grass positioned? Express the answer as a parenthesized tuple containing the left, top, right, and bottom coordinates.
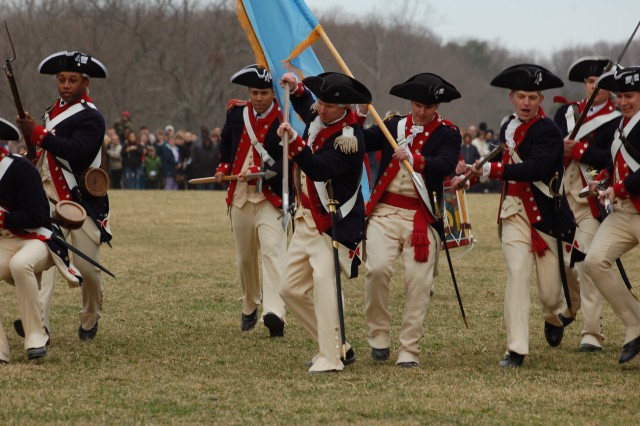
(0, 190, 638, 425)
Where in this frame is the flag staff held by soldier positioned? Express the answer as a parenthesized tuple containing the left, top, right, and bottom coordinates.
(277, 71, 370, 374)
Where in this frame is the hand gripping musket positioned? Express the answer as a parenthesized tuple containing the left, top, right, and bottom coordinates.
(432, 191, 469, 328)
(567, 20, 640, 141)
(548, 172, 572, 313)
(188, 170, 276, 185)
(457, 143, 506, 187)
(3, 21, 35, 160)
(281, 82, 291, 231)
(326, 179, 347, 358)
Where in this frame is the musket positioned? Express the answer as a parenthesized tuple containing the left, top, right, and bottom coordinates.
(457, 143, 506, 187)
(432, 191, 469, 328)
(188, 170, 276, 185)
(2, 21, 34, 160)
(549, 172, 573, 312)
(326, 179, 347, 359)
(281, 82, 291, 231)
(567, 20, 640, 141)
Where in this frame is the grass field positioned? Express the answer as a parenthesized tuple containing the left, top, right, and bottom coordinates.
(1, 190, 639, 425)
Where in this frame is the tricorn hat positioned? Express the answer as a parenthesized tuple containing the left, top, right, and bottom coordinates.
(491, 64, 563, 91)
(303, 72, 372, 104)
(389, 73, 461, 104)
(567, 56, 612, 82)
(0, 117, 20, 141)
(38, 51, 108, 78)
(597, 66, 640, 93)
(230, 64, 273, 89)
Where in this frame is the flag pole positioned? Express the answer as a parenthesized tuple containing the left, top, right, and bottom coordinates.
(316, 26, 424, 189)
(282, 82, 291, 231)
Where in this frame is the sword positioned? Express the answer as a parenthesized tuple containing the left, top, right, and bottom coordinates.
(50, 232, 116, 278)
(433, 191, 469, 328)
(326, 180, 348, 358)
(549, 172, 572, 312)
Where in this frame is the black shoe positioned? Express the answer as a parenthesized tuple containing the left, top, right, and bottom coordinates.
(263, 313, 284, 337)
(560, 315, 574, 327)
(341, 348, 356, 366)
(241, 309, 258, 331)
(544, 321, 564, 347)
(14, 319, 24, 338)
(371, 347, 390, 361)
(27, 346, 47, 360)
(619, 336, 640, 364)
(579, 343, 602, 353)
(78, 323, 98, 341)
(498, 351, 525, 368)
(15, 319, 50, 346)
(397, 361, 419, 368)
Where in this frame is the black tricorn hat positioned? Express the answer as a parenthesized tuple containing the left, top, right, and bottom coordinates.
(597, 66, 640, 93)
(230, 64, 273, 89)
(491, 64, 563, 91)
(567, 56, 612, 82)
(0, 117, 20, 141)
(389, 73, 461, 104)
(303, 72, 372, 104)
(38, 51, 108, 78)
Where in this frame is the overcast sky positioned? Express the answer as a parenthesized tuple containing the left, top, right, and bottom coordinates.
(305, 0, 640, 59)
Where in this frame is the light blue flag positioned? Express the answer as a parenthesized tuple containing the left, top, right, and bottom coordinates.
(237, 0, 370, 200)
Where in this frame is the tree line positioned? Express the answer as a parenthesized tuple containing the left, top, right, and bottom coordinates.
(0, 0, 637, 133)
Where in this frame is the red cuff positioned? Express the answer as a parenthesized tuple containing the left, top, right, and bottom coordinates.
(613, 180, 628, 200)
(595, 169, 609, 182)
(0, 211, 5, 229)
(412, 154, 426, 173)
(570, 141, 589, 162)
(292, 82, 305, 97)
(216, 162, 231, 175)
(31, 125, 49, 147)
(289, 135, 307, 157)
(488, 162, 504, 179)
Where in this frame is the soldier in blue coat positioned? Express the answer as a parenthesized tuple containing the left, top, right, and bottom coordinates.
(278, 71, 370, 373)
(468, 64, 579, 367)
(0, 118, 81, 362)
(553, 57, 621, 353)
(213, 64, 288, 336)
(584, 66, 640, 365)
(17, 51, 110, 341)
(359, 73, 461, 367)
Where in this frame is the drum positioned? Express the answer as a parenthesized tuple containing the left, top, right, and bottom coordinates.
(80, 167, 110, 197)
(53, 200, 87, 230)
(441, 181, 473, 250)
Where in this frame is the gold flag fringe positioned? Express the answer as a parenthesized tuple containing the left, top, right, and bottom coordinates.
(281, 25, 322, 80)
(235, 0, 268, 68)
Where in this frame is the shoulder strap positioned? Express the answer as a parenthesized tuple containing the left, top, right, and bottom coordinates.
(242, 106, 275, 166)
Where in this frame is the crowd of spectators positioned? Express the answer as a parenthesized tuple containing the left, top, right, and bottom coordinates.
(104, 111, 223, 190)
